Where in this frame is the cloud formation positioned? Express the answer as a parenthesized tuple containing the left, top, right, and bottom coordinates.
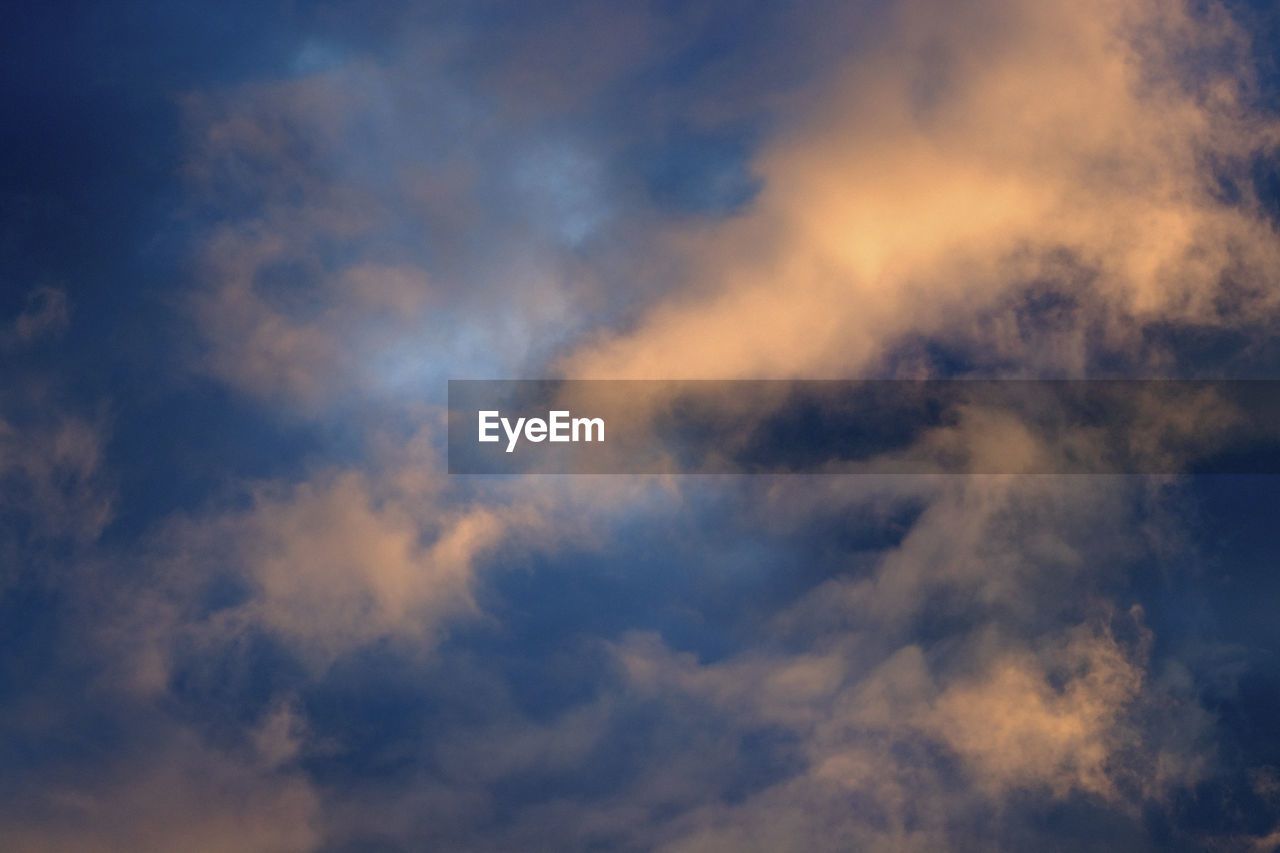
(566, 0, 1280, 380)
(4, 0, 1280, 850)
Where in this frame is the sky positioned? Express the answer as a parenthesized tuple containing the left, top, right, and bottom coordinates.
(3, 0, 1280, 850)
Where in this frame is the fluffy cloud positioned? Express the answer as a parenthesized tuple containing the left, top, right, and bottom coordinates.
(565, 0, 1280, 380)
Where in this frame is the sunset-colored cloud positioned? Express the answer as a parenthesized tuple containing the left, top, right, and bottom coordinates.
(565, 0, 1280, 380)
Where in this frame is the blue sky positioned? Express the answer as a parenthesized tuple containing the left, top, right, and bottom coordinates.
(4, 1, 1280, 850)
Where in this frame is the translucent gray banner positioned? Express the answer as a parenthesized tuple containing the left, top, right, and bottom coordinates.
(447, 380, 1280, 474)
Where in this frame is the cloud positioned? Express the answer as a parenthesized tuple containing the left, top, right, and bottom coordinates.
(0, 722, 321, 853)
(923, 618, 1148, 801)
(175, 0, 880, 410)
(1, 286, 69, 349)
(110, 428, 513, 677)
(583, 467, 1231, 850)
(608, 597, 1189, 851)
(0, 378, 113, 593)
(563, 0, 1280, 380)
(0, 412, 111, 545)
(202, 469, 497, 659)
(180, 57, 621, 409)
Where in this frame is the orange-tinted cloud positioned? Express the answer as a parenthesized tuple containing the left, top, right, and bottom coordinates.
(565, 0, 1280, 380)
